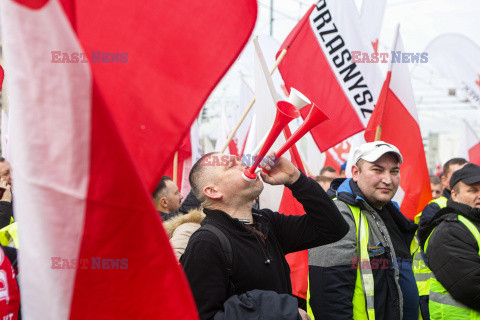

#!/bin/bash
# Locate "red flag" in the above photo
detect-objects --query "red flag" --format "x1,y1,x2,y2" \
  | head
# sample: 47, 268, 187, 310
282, 187, 308, 299
4, 0, 256, 319
278, 1, 382, 152
364, 31, 431, 220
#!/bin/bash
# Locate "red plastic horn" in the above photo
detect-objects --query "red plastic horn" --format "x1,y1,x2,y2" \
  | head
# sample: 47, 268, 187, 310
242, 101, 300, 181
275, 103, 329, 158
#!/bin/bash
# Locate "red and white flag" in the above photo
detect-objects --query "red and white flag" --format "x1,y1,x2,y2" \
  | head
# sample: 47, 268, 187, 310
460, 120, 480, 165
426, 34, 480, 109
360, 0, 386, 53
365, 29, 431, 220
278, 0, 382, 152
1, 0, 256, 319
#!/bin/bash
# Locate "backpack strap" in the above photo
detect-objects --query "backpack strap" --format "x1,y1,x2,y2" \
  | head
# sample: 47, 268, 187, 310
202, 224, 236, 296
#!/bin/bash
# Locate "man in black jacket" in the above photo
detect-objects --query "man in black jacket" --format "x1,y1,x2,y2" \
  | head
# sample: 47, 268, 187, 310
418, 163, 480, 315
418, 158, 467, 227
180, 153, 349, 320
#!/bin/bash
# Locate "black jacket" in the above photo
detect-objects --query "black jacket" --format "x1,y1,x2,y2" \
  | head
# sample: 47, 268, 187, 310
159, 190, 201, 221
418, 200, 480, 311
213, 290, 301, 320
180, 172, 349, 320
418, 188, 450, 227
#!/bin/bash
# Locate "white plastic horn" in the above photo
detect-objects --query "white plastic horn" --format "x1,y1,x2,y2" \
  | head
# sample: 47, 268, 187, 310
288, 88, 311, 109
252, 89, 311, 156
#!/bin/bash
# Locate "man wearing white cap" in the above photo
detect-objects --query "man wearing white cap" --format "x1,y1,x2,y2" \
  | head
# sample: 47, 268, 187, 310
307, 141, 419, 320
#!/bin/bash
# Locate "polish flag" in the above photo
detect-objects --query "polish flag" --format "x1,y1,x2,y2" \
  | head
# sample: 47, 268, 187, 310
1, 0, 256, 319
460, 120, 480, 165
278, 1, 383, 152
360, 0, 386, 53
364, 29, 431, 220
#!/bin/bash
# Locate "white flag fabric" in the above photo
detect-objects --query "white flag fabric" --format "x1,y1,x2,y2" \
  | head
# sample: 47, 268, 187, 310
1, 109, 9, 160
426, 34, 480, 108
459, 120, 480, 165
360, 0, 386, 52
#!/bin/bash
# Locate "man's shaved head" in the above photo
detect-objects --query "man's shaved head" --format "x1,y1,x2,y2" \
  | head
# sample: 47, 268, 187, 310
189, 152, 263, 209
189, 152, 216, 205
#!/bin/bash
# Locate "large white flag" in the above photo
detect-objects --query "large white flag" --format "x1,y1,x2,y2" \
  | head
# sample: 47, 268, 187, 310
426, 34, 480, 108
360, 0, 386, 52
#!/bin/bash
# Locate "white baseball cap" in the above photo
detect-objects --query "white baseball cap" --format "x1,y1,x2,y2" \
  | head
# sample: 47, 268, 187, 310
352, 141, 403, 165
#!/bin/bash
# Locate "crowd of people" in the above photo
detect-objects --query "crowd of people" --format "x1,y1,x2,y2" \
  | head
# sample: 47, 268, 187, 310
157, 141, 480, 320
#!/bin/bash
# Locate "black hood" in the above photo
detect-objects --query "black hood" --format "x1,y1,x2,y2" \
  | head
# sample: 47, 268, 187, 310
326, 178, 347, 199
442, 188, 451, 199
417, 199, 480, 247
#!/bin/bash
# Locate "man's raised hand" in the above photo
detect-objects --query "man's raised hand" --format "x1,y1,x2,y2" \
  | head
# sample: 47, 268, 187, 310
259, 153, 300, 186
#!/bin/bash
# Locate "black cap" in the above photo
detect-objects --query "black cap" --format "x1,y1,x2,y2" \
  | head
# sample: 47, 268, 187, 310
450, 163, 480, 189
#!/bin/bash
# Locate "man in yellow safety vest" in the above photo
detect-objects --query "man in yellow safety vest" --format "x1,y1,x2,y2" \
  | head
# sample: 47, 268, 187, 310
307, 141, 419, 320
418, 163, 480, 319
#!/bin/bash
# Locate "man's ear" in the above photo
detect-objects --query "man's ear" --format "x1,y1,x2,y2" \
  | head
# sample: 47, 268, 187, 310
159, 197, 168, 208
441, 174, 449, 189
451, 188, 458, 202
203, 185, 222, 200
352, 165, 360, 182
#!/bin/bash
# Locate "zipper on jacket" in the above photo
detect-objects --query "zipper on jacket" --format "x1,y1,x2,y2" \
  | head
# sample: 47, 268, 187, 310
252, 232, 271, 265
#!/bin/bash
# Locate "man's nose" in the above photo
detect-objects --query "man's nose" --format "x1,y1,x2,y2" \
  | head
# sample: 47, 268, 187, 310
381, 173, 393, 185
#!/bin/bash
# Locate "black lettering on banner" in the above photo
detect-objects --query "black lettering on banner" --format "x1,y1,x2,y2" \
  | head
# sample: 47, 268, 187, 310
333, 49, 351, 68
310, 0, 375, 120
319, 23, 338, 42
348, 76, 368, 91
360, 108, 373, 118
325, 34, 344, 55
339, 63, 360, 83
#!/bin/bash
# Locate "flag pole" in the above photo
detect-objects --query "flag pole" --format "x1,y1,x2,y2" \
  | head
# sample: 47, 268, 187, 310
301, 158, 312, 176
220, 48, 288, 153
173, 151, 178, 184
374, 126, 382, 141
375, 24, 400, 142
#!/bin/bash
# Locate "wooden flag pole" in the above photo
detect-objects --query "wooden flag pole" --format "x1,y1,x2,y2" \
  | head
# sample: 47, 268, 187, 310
374, 126, 382, 141
220, 48, 288, 153
301, 158, 312, 176
173, 151, 178, 184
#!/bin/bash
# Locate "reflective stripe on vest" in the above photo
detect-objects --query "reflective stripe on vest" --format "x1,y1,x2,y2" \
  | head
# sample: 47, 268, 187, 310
415, 196, 448, 224
412, 234, 431, 297
306, 202, 375, 320
412, 196, 447, 298
425, 215, 480, 320
350, 204, 375, 320
0, 222, 18, 248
